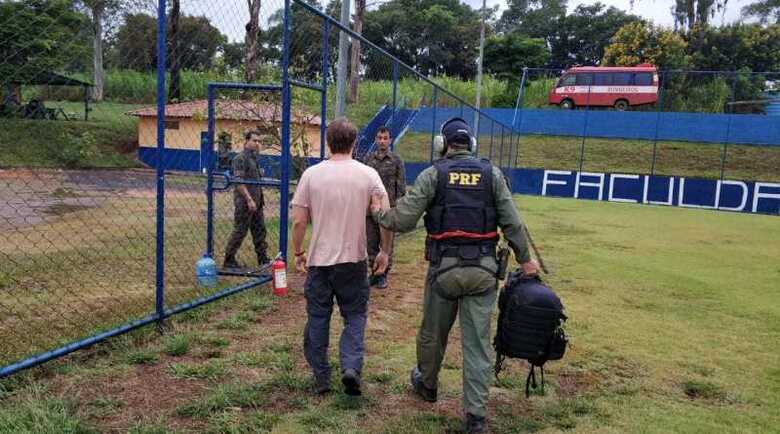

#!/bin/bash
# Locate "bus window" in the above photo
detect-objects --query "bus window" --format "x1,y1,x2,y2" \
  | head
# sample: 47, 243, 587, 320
576, 73, 593, 86
634, 73, 653, 85
613, 73, 631, 85
559, 75, 576, 86
594, 73, 612, 85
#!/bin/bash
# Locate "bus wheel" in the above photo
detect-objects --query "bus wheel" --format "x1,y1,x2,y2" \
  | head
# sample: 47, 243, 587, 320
560, 99, 575, 110
614, 100, 629, 111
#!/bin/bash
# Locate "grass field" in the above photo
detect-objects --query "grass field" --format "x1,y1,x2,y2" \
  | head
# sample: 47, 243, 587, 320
0, 102, 142, 169
1, 195, 778, 433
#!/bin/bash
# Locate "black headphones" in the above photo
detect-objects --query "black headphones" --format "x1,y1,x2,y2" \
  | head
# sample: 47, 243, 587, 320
434, 117, 477, 156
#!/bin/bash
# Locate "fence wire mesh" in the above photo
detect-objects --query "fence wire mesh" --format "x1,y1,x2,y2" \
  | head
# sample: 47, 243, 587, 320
2, 0, 778, 376
513, 68, 780, 182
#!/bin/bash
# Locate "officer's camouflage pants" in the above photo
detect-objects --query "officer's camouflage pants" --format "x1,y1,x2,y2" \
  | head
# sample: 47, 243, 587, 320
366, 216, 393, 274
224, 200, 268, 265
416, 255, 498, 418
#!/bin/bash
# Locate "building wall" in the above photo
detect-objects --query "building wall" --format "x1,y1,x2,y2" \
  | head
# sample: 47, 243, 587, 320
136, 117, 323, 157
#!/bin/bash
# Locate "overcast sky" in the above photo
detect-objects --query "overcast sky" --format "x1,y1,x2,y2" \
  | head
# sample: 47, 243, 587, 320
183, 0, 753, 43
463, 0, 750, 27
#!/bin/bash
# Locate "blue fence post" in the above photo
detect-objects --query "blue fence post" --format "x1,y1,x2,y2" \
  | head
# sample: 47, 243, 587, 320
206, 85, 216, 257
578, 83, 592, 173
651, 70, 667, 176
430, 87, 437, 163
392, 61, 399, 135
720, 72, 738, 181
279, 0, 292, 260
155, 0, 168, 326
511, 67, 528, 130
320, 20, 330, 160
489, 120, 494, 161
459, 102, 464, 118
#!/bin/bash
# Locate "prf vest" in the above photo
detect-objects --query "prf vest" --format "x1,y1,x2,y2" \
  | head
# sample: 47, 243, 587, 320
423, 157, 498, 244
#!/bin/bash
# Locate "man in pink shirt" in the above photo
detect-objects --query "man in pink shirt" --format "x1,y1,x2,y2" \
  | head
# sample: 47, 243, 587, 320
291, 118, 393, 396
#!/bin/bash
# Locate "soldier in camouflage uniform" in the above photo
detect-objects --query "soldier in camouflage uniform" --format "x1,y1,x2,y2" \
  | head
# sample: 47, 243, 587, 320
363, 127, 406, 289
371, 118, 539, 434
224, 130, 270, 269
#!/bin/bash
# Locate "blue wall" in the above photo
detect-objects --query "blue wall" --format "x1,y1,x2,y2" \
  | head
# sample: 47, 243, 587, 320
410, 108, 780, 147
139, 148, 779, 216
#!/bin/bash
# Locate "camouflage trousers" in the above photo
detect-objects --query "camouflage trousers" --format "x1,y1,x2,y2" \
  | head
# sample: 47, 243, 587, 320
366, 216, 394, 275
417, 254, 499, 418
224, 199, 269, 265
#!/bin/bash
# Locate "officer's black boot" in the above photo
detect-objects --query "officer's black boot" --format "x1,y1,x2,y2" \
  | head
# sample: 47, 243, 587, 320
410, 366, 437, 402
465, 413, 487, 434
223, 256, 244, 269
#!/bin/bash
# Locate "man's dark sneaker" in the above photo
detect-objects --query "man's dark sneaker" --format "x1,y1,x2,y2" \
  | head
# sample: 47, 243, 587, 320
410, 366, 437, 402
314, 376, 331, 395
374, 274, 388, 289
465, 413, 488, 434
223, 259, 245, 269
341, 369, 362, 396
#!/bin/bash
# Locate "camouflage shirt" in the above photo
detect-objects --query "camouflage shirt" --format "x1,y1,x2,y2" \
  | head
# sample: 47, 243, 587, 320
364, 150, 406, 206
231, 149, 264, 203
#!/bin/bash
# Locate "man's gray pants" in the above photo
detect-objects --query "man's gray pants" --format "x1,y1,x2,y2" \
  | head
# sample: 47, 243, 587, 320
303, 261, 370, 381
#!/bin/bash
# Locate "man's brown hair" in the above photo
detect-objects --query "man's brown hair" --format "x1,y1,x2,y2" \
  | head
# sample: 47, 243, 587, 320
326, 118, 357, 155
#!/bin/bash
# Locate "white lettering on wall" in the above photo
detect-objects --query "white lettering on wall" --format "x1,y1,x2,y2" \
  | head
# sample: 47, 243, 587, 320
752, 182, 780, 213
575, 172, 605, 199
717, 180, 748, 212
643, 176, 674, 205
608, 174, 640, 203
542, 170, 572, 196
678, 178, 716, 209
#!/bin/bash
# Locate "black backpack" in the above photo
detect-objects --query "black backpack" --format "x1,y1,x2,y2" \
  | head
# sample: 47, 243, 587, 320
493, 270, 568, 397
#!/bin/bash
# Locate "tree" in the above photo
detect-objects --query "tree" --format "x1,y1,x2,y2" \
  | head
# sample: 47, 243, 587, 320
691, 24, 780, 71
348, 0, 366, 103
742, 0, 780, 23
0, 0, 89, 103
362, 0, 483, 79
672, 0, 728, 31
115, 13, 157, 71
245, 0, 262, 83
602, 21, 690, 70
483, 33, 549, 80
564, 4, 641, 66
114, 13, 225, 73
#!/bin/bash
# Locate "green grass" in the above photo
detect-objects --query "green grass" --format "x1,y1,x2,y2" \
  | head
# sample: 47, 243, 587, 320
0, 101, 142, 168
163, 335, 190, 357
2, 193, 780, 432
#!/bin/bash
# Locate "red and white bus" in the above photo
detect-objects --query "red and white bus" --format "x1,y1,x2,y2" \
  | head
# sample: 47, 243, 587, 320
548, 64, 659, 110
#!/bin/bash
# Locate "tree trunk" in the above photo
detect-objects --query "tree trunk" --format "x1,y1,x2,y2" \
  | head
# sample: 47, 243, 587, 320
167, 0, 182, 102
245, 0, 262, 84
92, 2, 105, 102
347, 0, 365, 104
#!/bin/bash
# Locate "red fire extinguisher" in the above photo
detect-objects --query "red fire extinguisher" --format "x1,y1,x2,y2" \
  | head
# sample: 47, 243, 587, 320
272, 256, 288, 296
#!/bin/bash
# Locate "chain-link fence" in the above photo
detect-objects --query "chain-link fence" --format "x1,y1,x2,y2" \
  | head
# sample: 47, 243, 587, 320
1, 0, 519, 377
510, 68, 780, 183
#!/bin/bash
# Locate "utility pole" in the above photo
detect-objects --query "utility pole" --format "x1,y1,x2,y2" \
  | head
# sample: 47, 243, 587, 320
474, 0, 487, 135
336, 0, 351, 117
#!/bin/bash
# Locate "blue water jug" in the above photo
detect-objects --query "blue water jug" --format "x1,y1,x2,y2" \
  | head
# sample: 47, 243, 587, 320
196, 255, 218, 288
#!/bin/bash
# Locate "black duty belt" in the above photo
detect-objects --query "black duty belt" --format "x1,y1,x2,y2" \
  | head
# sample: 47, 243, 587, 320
439, 244, 496, 258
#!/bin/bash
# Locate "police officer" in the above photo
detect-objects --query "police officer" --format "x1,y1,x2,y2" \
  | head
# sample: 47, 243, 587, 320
371, 118, 539, 434
224, 130, 270, 269
364, 126, 406, 288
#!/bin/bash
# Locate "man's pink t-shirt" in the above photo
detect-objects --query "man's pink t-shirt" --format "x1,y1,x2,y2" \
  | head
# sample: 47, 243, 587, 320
291, 158, 387, 267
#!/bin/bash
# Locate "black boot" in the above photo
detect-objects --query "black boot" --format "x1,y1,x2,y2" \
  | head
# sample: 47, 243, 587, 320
341, 369, 362, 396
465, 413, 487, 434
410, 366, 437, 402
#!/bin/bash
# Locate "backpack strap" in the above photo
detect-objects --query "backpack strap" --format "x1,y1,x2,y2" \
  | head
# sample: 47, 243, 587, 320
524, 364, 546, 398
